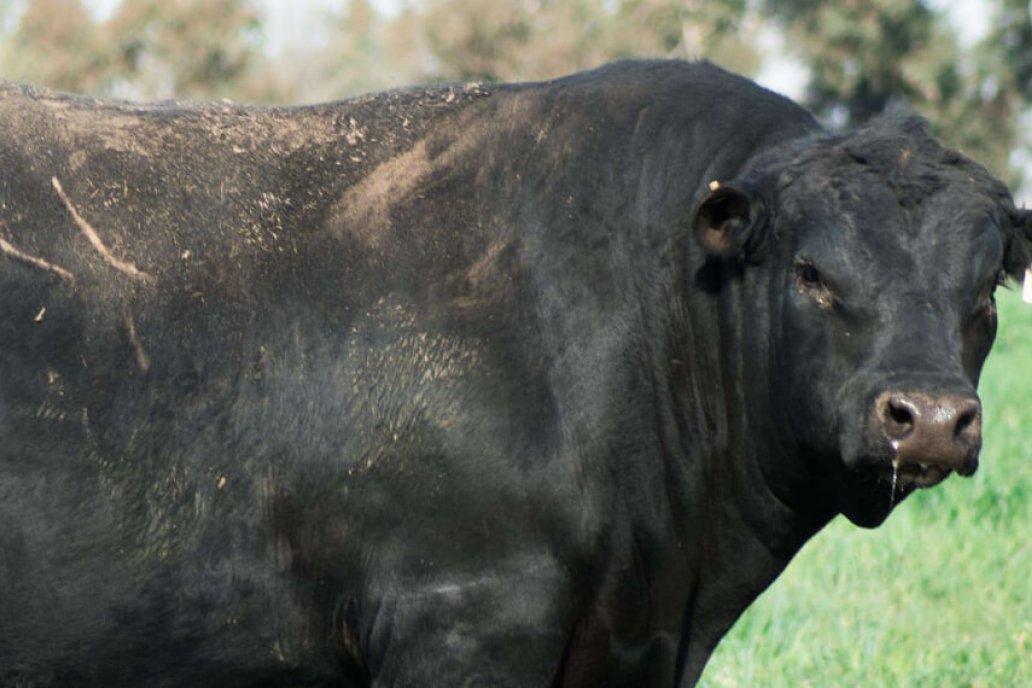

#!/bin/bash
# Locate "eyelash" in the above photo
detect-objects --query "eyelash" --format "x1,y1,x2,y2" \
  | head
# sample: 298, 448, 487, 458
979, 271, 1006, 313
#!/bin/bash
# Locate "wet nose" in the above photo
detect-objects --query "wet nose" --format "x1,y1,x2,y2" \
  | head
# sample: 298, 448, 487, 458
875, 390, 982, 476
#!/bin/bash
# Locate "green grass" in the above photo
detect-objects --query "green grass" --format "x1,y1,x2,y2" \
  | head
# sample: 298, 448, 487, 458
698, 288, 1032, 687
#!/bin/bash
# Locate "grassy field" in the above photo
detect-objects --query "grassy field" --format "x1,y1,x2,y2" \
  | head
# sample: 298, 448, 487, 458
698, 288, 1032, 687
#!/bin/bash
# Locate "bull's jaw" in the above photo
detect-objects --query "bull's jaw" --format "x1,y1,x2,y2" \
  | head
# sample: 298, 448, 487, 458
838, 444, 979, 528
838, 447, 981, 528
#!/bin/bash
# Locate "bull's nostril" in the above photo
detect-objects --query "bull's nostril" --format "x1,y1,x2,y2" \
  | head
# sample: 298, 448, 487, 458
953, 403, 981, 445
884, 398, 915, 438
888, 403, 912, 427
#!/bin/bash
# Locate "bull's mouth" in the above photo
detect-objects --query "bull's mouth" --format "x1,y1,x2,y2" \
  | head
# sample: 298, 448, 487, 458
842, 445, 979, 527
877, 460, 951, 492
839, 458, 953, 527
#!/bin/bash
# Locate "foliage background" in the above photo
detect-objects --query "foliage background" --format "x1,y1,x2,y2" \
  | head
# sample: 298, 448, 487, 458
0, 1, 1029, 684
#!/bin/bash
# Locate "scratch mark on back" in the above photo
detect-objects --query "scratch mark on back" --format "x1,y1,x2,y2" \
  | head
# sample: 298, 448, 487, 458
0, 229, 76, 284
52, 175, 154, 284
124, 312, 151, 373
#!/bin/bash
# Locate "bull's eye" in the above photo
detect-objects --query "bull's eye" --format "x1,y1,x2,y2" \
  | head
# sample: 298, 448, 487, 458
794, 257, 834, 308
797, 261, 820, 286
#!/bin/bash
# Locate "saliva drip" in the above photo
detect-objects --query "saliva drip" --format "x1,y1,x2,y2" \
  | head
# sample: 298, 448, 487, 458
890, 440, 900, 504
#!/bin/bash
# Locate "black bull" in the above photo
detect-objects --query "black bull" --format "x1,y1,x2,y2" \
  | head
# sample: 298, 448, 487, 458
0, 60, 1029, 686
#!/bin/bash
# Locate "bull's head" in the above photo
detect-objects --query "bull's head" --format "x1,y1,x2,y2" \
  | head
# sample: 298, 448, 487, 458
694, 115, 1032, 527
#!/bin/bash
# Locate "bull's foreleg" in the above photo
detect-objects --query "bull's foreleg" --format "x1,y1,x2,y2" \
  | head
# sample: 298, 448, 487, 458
362, 557, 573, 687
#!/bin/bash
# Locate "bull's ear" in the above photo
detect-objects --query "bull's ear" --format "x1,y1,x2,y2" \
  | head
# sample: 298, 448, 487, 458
1004, 207, 1032, 280
693, 183, 768, 258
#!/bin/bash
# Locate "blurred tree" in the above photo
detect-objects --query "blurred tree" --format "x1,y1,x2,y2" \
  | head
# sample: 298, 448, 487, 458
761, 0, 1031, 185
274, 0, 425, 104
0, 0, 267, 100
761, 0, 938, 124
1, 0, 114, 93
378, 0, 762, 84
975, 0, 1032, 190
629, 0, 762, 72
414, 0, 608, 82
972, 0, 1031, 106
105, 0, 264, 100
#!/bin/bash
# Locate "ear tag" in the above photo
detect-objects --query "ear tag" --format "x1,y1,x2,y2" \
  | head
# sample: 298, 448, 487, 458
708, 180, 721, 191
1023, 267, 1032, 304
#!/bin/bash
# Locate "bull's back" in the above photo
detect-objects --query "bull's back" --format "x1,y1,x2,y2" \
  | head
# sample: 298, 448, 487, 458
0, 78, 569, 682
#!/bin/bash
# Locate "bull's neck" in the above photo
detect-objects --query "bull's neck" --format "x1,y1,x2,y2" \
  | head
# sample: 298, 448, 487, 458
673, 266, 828, 550
657, 268, 833, 685
715, 269, 833, 543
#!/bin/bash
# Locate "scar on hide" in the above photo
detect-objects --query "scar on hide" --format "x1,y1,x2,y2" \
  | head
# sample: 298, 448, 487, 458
124, 312, 151, 373
52, 176, 154, 284
333, 137, 438, 248
0, 233, 76, 284
332, 105, 505, 247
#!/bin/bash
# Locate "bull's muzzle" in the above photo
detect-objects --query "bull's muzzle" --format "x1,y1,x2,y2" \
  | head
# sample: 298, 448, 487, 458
874, 390, 982, 485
